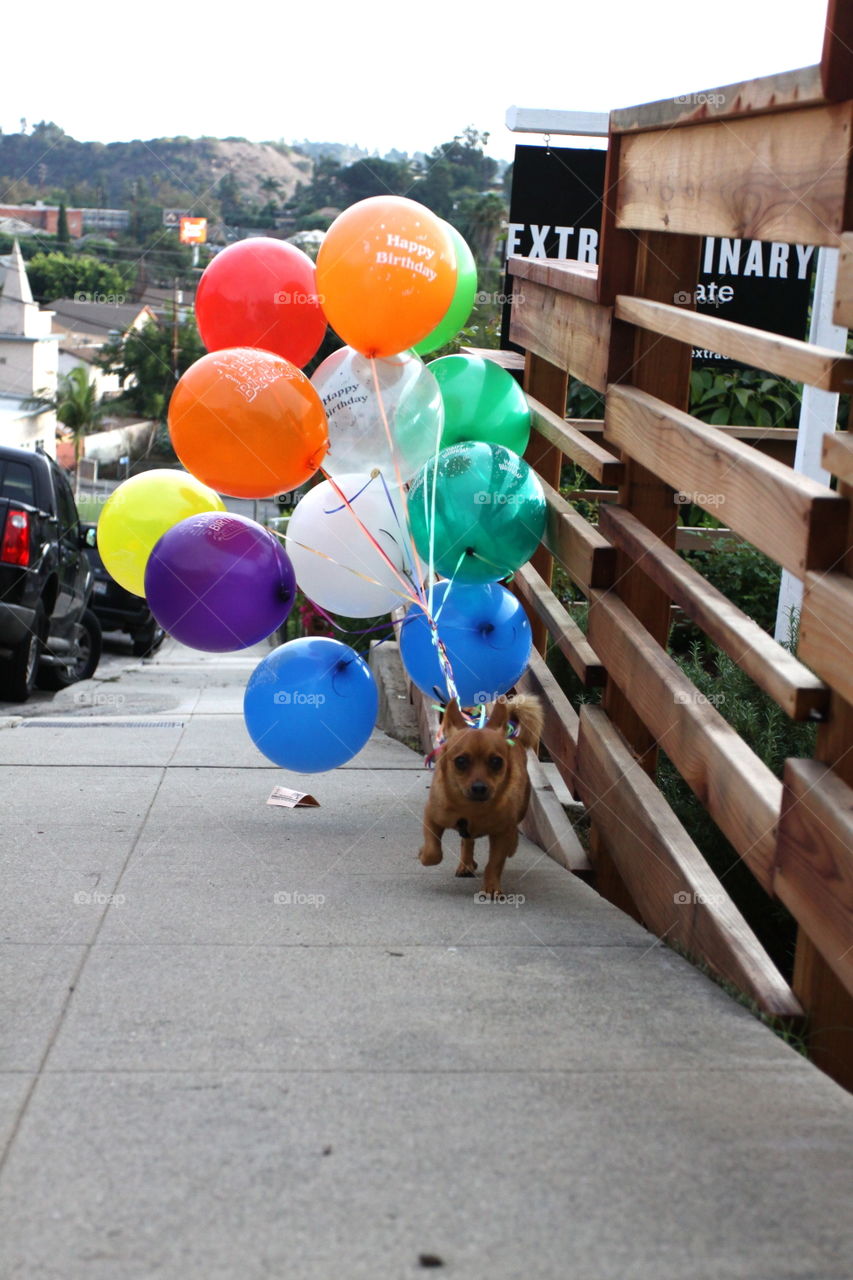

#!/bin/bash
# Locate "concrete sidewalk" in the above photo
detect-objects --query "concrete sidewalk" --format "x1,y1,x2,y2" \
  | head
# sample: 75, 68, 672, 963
1, 640, 852, 1280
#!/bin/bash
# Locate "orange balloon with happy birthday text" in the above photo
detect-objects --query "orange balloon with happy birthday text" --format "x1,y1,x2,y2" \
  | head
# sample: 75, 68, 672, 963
168, 348, 329, 499
316, 196, 457, 358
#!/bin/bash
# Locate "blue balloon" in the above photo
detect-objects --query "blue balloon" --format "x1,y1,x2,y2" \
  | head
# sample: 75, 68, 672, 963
400, 581, 532, 707
243, 637, 378, 772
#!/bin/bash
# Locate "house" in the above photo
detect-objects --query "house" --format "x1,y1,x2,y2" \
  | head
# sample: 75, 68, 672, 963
0, 241, 58, 453
49, 297, 158, 399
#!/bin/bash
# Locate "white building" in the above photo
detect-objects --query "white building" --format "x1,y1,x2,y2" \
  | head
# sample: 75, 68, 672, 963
0, 241, 59, 454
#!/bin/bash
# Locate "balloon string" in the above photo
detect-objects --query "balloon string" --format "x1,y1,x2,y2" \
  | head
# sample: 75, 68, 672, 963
270, 528, 422, 604
319, 468, 422, 609
304, 599, 405, 640
369, 356, 429, 609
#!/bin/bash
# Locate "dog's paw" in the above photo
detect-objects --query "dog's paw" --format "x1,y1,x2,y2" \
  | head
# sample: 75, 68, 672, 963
455, 860, 478, 877
419, 847, 443, 866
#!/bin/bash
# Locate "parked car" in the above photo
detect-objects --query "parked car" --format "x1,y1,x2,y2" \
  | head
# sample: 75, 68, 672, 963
81, 524, 165, 658
0, 446, 102, 702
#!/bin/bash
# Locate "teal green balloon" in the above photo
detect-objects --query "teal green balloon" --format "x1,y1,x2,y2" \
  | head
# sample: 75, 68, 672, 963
407, 442, 546, 584
413, 225, 477, 355
429, 354, 531, 454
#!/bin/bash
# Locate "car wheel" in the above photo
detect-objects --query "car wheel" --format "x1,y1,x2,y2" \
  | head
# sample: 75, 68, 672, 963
37, 609, 102, 691
0, 603, 47, 703
132, 618, 165, 658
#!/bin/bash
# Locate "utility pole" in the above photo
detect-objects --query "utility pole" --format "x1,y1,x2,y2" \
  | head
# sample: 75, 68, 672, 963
171, 277, 181, 381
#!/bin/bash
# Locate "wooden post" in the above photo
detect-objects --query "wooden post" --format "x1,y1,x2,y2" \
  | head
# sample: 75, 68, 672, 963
521, 351, 568, 656
602, 230, 701, 773
792, 465, 853, 1091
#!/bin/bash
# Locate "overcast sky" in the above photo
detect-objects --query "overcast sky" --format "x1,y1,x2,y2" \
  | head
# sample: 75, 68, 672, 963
4, 0, 827, 163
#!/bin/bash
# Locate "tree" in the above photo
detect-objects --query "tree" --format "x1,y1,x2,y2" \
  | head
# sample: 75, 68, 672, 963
56, 201, 70, 245
97, 316, 205, 421
25, 252, 130, 303
55, 367, 104, 463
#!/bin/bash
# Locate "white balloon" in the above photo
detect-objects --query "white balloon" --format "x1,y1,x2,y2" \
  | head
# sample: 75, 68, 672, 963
285, 474, 414, 618
311, 346, 443, 480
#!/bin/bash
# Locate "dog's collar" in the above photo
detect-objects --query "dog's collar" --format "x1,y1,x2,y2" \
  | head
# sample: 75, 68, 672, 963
424, 714, 520, 769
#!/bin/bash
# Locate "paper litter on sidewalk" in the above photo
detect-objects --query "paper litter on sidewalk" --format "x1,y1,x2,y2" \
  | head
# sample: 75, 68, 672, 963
266, 786, 320, 809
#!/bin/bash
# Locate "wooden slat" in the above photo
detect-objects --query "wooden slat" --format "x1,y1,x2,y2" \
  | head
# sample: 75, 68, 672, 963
507, 255, 600, 302
835, 234, 853, 328
599, 505, 829, 721
513, 561, 606, 687
539, 475, 616, 591
587, 588, 782, 893
604, 384, 849, 577
615, 295, 853, 394
509, 278, 611, 391
578, 706, 800, 1016
610, 65, 825, 133
799, 571, 853, 707
776, 759, 853, 998
616, 103, 853, 247
675, 527, 740, 552
527, 396, 624, 485
822, 430, 853, 484
460, 346, 525, 372
516, 647, 580, 798
822, 0, 853, 100
580, 420, 798, 467
520, 752, 592, 876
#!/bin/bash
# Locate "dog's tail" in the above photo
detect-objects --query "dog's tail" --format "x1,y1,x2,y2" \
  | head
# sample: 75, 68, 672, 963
507, 694, 544, 752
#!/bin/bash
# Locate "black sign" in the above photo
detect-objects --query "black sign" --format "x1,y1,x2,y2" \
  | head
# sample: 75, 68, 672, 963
501, 144, 813, 372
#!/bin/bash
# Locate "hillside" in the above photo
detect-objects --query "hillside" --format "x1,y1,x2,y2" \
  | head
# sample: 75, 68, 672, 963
0, 123, 313, 210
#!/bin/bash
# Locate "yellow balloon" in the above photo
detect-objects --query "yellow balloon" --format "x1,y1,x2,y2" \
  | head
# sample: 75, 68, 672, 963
97, 471, 225, 597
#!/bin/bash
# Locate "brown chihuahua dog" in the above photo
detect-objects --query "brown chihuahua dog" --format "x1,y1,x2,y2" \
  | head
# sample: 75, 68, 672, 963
419, 695, 544, 897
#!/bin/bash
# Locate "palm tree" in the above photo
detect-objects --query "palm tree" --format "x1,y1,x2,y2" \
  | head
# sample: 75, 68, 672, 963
54, 367, 104, 465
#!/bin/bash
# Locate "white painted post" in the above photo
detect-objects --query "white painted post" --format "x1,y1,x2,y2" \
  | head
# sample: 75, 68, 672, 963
774, 247, 848, 644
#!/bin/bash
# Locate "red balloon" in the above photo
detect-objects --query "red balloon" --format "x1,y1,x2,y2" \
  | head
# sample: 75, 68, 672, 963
195, 238, 326, 368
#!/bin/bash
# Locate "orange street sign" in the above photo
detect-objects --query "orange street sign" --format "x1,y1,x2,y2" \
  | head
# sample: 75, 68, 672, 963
180, 217, 207, 245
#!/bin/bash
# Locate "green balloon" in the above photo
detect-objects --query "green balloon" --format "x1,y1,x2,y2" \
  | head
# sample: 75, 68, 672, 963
407, 442, 546, 584
413, 225, 477, 355
429, 354, 531, 454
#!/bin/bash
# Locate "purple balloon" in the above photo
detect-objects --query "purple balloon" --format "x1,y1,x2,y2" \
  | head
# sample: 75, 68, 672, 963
144, 512, 295, 652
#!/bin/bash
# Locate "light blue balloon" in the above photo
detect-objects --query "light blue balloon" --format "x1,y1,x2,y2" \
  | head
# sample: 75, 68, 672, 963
243, 637, 378, 772
400, 581, 532, 707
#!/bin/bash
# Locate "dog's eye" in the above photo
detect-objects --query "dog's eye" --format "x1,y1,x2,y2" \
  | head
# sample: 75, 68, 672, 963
488, 755, 504, 771
453, 755, 470, 771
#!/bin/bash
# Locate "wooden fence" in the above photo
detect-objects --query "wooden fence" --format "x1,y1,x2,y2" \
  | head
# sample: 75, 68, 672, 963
409, 5, 853, 1090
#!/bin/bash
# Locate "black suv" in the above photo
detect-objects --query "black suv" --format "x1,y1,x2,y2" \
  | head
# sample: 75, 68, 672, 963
81, 524, 165, 658
0, 446, 101, 701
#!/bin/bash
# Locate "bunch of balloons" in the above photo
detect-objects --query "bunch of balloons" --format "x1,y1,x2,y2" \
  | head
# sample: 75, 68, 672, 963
96, 195, 546, 773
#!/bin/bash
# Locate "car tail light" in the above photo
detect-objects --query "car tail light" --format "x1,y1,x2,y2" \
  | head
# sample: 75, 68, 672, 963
1, 509, 30, 567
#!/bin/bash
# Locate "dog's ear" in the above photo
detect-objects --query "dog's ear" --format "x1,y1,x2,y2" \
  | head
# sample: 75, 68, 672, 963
485, 699, 509, 732
443, 699, 467, 737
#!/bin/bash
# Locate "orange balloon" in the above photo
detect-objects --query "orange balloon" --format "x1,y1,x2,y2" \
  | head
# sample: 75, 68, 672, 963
316, 196, 457, 358
168, 348, 329, 499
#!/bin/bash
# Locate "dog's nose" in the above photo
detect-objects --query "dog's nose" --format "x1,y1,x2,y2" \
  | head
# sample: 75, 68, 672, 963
468, 781, 490, 802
